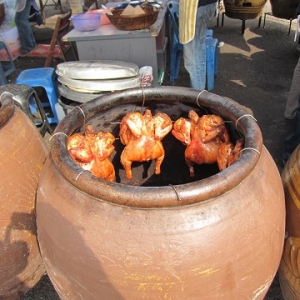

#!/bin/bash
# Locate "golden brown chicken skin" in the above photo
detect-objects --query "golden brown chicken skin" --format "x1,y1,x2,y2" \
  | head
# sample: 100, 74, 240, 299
119, 109, 172, 180
172, 110, 243, 177
67, 125, 116, 182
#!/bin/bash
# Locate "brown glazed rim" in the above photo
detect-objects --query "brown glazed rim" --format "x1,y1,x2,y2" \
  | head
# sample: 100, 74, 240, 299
0, 93, 15, 129
51, 86, 263, 208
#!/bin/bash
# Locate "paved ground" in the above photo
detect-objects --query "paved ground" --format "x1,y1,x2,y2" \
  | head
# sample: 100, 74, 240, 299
5, 0, 298, 298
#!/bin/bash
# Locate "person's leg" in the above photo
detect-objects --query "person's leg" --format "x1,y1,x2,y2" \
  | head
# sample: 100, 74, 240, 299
15, 0, 37, 53
284, 57, 300, 119
282, 95, 300, 164
183, 2, 216, 90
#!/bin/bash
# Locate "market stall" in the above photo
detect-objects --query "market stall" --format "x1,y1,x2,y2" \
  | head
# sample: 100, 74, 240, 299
61, 1, 167, 86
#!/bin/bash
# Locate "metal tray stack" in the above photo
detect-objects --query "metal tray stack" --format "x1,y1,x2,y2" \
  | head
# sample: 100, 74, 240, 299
56, 60, 141, 114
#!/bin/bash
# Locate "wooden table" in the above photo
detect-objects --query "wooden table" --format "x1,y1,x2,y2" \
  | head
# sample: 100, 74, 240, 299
61, 2, 167, 86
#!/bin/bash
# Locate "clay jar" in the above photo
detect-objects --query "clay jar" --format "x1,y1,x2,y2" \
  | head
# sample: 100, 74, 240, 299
269, 0, 299, 20
279, 144, 300, 299
36, 86, 285, 299
0, 94, 47, 299
223, 0, 267, 20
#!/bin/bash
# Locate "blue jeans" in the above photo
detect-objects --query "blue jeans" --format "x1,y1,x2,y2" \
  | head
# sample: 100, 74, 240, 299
282, 95, 300, 165
183, 2, 216, 90
15, 0, 37, 53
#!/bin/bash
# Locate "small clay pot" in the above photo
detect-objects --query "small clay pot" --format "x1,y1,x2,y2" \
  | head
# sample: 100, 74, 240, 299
37, 86, 285, 299
0, 93, 48, 299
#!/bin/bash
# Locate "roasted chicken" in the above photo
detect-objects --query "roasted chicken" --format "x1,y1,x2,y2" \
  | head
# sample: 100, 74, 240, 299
119, 109, 173, 179
172, 110, 243, 177
67, 125, 116, 181
217, 138, 244, 171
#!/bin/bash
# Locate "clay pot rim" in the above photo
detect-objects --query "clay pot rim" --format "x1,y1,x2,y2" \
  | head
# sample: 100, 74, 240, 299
51, 86, 263, 208
0, 94, 15, 129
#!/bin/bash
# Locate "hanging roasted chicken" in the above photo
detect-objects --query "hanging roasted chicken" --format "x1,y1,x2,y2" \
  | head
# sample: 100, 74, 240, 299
119, 109, 173, 179
217, 138, 244, 171
172, 110, 244, 177
67, 125, 116, 181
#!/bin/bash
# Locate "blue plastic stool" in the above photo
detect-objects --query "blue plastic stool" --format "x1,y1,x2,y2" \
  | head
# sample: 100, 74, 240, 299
167, 1, 219, 90
16, 67, 59, 124
0, 41, 17, 86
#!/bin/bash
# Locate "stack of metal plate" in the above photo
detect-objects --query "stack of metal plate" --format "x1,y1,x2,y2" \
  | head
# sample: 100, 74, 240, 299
56, 60, 141, 112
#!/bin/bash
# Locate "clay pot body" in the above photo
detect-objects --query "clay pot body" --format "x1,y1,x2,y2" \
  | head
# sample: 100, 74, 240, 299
279, 144, 300, 299
37, 87, 285, 299
0, 94, 47, 299
224, 0, 267, 20
270, 0, 299, 19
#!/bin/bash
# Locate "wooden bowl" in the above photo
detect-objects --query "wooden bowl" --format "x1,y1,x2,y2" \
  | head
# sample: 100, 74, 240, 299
107, 5, 159, 31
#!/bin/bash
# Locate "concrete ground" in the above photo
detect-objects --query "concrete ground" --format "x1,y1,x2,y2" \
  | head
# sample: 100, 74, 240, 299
5, 0, 297, 298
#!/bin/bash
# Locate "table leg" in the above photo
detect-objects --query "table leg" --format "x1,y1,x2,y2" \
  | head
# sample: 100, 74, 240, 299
39, 0, 43, 11
39, 0, 64, 15
53, 0, 64, 13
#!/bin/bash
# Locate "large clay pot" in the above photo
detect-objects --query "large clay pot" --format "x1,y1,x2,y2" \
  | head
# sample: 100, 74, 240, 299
0, 93, 47, 299
36, 86, 285, 299
270, 0, 299, 20
279, 144, 300, 299
224, 0, 267, 20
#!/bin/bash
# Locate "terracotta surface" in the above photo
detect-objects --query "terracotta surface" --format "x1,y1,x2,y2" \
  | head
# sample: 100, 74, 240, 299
0, 94, 48, 299
279, 145, 300, 299
36, 86, 286, 299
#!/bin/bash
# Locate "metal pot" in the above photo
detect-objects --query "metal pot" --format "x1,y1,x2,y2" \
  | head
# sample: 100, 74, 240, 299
37, 86, 285, 299
0, 93, 47, 299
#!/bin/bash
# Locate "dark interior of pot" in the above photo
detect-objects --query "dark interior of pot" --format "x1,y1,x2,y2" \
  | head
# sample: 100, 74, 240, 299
70, 100, 244, 186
